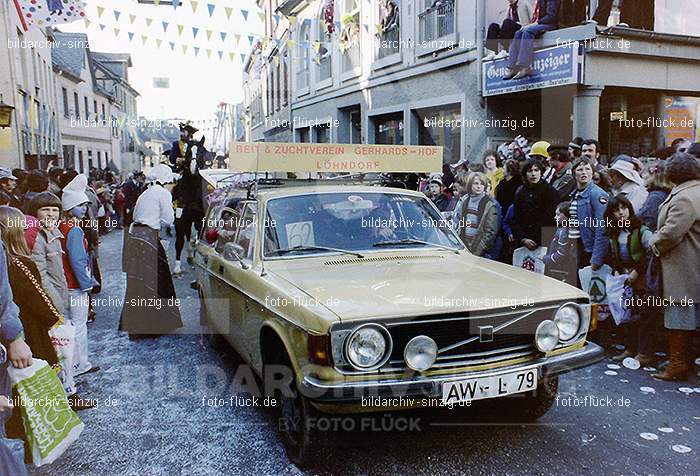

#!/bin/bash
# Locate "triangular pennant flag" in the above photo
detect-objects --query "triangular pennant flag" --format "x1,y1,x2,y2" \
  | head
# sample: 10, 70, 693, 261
206, 30, 213, 41
363, 22, 369, 32
114, 28, 120, 37
192, 27, 199, 38
129, 14, 136, 25
146, 17, 153, 27
128, 32, 134, 42
288, 16, 297, 26
241, 10, 249, 21
312, 41, 320, 52
182, 45, 188, 54
274, 14, 280, 24
207, 4, 215, 17
154, 0, 160, 5
156, 38, 163, 48
220, 32, 226, 42
240, 53, 246, 62
99, 24, 106, 31
190, 0, 199, 13
97, 6, 105, 18
225, 6, 233, 20
248, 35, 253, 45
228, 52, 234, 61
233, 33, 241, 45
113, 10, 121, 22
195, 47, 200, 56
169, 42, 175, 51
218, 51, 223, 60
84, 19, 91, 29
141, 35, 148, 45
206, 49, 212, 59
258, 11, 265, 22
177, 25, 184, 36
172, 0, 181, 8
162, 21, 169, 32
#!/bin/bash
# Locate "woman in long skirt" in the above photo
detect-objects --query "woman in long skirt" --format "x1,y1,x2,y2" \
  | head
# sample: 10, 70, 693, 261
119, 165, 182, 338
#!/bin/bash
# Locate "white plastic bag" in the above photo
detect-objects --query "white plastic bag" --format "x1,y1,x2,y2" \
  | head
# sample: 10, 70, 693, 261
8, 359, 84, 466
578, 265, 613, 304
49, 324, 76, 395
512, 246, 547, 274
606, 273, 636, 325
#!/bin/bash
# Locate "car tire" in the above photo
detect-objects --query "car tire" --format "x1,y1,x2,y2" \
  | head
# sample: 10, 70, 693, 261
199, 293, 227, 351
265, 350, 320, 467
515, 376, 559, 422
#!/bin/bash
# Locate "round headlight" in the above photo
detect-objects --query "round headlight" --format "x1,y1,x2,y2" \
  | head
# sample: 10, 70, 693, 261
345, 325, 390, 370
554, 304, 581, 341
535, 320, 559, 352
404, 335, 438, 372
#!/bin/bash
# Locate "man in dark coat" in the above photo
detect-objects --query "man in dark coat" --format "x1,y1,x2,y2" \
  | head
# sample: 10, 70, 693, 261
169, 122, 199, 170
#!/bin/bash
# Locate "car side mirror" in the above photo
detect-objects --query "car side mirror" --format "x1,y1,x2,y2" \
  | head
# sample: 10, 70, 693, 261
223, 242, 250, 269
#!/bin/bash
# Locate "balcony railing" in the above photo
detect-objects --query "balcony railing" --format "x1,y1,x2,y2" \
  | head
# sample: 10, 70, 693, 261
418, 0, 455, 43
377, 26, 400, 59
342, 42, 361, 72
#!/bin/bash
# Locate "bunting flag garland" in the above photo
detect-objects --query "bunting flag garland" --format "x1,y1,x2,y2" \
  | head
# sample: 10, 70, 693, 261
206, 30, 213, 41
248, 35, 253, 45
141, 35, 148, 45
128, 31, 134, 42
154, 0, 160, 5
97, 6, 105, 18
156, 38, 163, 48
84, 19, 91, 28
206, 49, 212, 59
241, 10, 249, 21
99, 23, 106, 31
207, 3, 215, 17
113, 10, 121, 22
217, 51, 223, 60
190, 0, 199, 13
258, 11, 265, 22
220, 32, 227, 42
195, 47, 200, 56
234, 33, 241, 45
129, 14, 136, 25
225, 6, 233, 20
182, 45, 188, 54
177, 24, 184, 36
240, 53, 246, 63
145, 17, 152, 27
162, 21, 169, 32
172, 0, 181, 8
229, 52, 235, 62
169, 42, 175, 51
193, 27, 199, 38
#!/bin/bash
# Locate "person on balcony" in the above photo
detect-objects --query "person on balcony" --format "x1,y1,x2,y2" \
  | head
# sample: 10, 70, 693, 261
504, 0, 561, 80
590, 0, 654, 30
484, 0, 535, 61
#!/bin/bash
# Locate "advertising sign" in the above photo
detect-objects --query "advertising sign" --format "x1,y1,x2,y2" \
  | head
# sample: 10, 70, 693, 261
663, 96, 698, 145
483, 41, 583, 97
228, 142, 443, 173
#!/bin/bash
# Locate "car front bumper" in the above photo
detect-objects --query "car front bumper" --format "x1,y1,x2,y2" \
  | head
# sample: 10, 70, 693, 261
301, 341, 604, 404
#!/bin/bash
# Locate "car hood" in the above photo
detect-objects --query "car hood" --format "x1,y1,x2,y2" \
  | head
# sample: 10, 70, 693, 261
264, 251, 588, 321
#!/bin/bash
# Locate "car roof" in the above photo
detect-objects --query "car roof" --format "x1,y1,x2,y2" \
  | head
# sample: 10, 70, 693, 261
256, 184, 425, 200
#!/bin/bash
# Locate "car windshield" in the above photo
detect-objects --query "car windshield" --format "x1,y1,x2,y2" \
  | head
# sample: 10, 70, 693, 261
263, 191, 463, 257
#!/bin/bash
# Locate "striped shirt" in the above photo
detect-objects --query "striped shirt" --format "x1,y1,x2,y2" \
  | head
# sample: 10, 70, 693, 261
568, 191, 581, 239
463, 194, 485, 241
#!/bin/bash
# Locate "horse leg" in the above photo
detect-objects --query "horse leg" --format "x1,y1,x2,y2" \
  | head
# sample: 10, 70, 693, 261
174, 218, 185, 276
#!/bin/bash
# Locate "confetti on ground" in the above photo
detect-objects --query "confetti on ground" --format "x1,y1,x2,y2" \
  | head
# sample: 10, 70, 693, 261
640, 433, 658, 440
620, 379, 630, 383
614, 344, 625, 350
682, 427, 690, 431
656, 352, 667, 357
678, 387, 694, 394
607, 364, 621, 370
695, 358, 700, 366
693, 388, 700, 393
623, 358, 641, 370
640, 387, 656, 394
604, 370, 618, 376
658, 427, 673, 433
643, 367, 656, 372
671, 445, 691, 454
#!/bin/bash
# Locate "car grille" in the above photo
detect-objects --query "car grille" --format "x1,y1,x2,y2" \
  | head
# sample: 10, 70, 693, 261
383, 306, 558, 370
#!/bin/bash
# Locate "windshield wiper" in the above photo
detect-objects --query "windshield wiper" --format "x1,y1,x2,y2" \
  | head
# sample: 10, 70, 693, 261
372, 239, 460, 254
267, 245, 365, 258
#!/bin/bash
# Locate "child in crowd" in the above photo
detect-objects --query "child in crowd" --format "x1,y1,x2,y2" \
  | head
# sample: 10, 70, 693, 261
543, 201, 577, 285
58, 175, 99, 377
454, 172, 499, 257
604, 195, 654, 365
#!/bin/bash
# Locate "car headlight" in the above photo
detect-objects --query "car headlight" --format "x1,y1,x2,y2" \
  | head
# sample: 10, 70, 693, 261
535, 320, 559, 352
344, 324, 391, 370
404, 335, 438, 372
554, 304, 581, 341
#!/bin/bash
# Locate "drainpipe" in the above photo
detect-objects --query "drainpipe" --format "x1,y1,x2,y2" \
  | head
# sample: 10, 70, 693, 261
475, 0, 486, 108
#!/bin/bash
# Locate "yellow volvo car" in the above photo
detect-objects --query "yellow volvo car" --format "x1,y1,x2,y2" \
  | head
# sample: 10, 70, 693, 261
195, 179, 603, 464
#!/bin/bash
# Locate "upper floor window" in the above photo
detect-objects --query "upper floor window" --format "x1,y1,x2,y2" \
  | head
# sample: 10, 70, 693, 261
297, 22, 310, 90
418, 0, 455, 44
339, 0, 361, 73
316, 3, 333, 83
377, 0, 400, 59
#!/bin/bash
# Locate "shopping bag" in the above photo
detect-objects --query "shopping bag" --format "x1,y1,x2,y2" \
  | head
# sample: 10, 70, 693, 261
7, 359, 84, 466
579, 265, 613, 321
605, 274, 636, 325
49, 324, 76, 395
512, 246, 547, 274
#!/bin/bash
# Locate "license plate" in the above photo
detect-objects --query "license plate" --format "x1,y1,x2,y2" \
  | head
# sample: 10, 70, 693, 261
442, 367, 538, 405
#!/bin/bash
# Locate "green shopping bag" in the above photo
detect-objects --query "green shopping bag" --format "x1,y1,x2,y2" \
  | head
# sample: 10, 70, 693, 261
8, 359, 84, 466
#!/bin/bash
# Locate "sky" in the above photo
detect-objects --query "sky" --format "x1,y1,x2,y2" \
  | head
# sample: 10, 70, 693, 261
60, 0, 264, 124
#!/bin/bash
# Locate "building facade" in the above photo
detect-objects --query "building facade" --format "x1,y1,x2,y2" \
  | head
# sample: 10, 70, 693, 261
0, 0, 61, 169
244, 0, 700, 164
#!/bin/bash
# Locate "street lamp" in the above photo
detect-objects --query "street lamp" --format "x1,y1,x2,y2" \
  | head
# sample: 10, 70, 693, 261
0, 94, 15, 128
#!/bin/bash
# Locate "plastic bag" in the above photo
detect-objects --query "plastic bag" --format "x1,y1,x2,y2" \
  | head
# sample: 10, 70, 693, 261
49, 324, 76, 396
606, 274, 636, 325
7, 359, 84, 466
512, 246, 547, 274
578, 265, 613, 304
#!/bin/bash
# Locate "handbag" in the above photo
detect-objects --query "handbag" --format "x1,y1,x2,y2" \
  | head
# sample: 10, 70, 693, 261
606, 273, 638, 325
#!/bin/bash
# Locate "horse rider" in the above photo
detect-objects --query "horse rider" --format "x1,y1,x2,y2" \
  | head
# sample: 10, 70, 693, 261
169, 122, 198, 171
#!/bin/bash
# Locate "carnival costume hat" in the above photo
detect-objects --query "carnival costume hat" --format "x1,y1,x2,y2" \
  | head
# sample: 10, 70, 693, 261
61, 174, 90, 211
529, 141, 551, 159
178, 122, 199, 135
609, 158, 645, 186
0, 168, 18, 181
147, 164, 179, 184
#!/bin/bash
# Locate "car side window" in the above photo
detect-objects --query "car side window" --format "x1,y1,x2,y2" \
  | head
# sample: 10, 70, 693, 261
234, 202, 257, 261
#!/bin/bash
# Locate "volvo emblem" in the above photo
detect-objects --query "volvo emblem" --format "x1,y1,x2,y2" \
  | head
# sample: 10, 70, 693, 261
479, 325, 494, 343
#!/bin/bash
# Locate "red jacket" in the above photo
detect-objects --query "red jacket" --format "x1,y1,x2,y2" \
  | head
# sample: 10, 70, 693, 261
58, 220, 91, 290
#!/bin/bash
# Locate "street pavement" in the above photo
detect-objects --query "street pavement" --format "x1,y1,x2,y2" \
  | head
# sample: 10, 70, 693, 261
29, 229, 699, 476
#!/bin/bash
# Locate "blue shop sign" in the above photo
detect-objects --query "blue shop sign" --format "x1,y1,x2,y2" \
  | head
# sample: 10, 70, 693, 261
483, 41, 583, 97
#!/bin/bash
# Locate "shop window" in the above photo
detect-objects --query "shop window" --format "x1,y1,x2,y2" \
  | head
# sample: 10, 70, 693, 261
315, 124, 330, 143
414, 104, 460, 165
298, 128, 310, 143
418, 0, 455, 44
350, 109, 362, 144
377, 0, 400, 59
373, 112, 403, 145
340, 0, 361, 73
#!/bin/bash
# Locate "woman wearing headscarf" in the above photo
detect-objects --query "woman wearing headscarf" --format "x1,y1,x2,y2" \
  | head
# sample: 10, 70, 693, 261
120, 165, 182, 339
649, 153, 700, 381
608, 157, 649, 213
